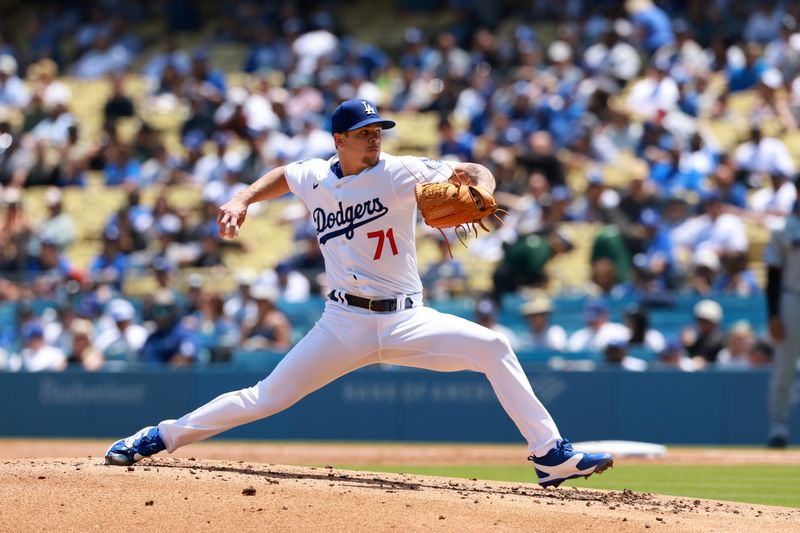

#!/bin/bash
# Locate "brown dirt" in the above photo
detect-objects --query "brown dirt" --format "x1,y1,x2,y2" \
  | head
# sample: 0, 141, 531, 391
1, 441, 799, 532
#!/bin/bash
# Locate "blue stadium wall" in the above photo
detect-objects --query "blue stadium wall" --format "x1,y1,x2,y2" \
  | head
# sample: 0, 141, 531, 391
2, 367, 798, 445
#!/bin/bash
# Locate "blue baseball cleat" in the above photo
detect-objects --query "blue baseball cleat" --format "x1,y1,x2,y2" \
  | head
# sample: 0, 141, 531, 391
529, 439, 613, 488
104, 426, 166, 466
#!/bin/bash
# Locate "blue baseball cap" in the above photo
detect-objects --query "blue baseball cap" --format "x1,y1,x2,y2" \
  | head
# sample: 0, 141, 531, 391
22, 322, 44, 341
583, 299, 609, 322
331, 99, 395, 134
662, 338, 683, 354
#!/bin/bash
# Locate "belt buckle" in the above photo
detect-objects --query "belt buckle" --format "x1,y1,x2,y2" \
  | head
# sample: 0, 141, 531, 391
368, 299, 376, 312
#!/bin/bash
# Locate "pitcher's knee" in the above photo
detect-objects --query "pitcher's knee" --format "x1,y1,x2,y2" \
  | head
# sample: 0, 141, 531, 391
486, 330, 514, 354
475, 331, 517, 367
252, 381, 303, 417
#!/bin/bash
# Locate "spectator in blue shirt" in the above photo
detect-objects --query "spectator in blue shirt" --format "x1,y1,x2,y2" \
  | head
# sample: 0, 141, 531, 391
183, 291, 239, 363
398, 27, 426, 70
143, 35, 191, 79
438, 119, 473, 161
727, 42, 767, 92
649, 147, 704, 198
140, 289, 197, 366
627, 0, 675, 55
712, 161, 748, 209
713, 252, 762, 297
636, 208, 674, 277
104, 143, 141, 186
89, 226, 129, 291
243, 25, 291, 74
25, 238, 75, 283
187, 50, 226, 104
421, 236, 468, 301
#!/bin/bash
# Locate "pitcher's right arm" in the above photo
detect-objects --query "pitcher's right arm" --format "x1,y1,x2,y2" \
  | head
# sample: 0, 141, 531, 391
217, 165, 290, 239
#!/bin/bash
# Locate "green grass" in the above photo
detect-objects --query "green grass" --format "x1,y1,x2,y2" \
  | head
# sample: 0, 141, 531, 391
338, 464, 800, 508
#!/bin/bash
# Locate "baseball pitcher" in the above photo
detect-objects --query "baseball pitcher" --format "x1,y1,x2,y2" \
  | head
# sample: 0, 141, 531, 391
105, 99, 613, 488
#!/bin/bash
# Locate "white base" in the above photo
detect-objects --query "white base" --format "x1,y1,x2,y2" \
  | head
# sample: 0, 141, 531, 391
571, 440, 667, 458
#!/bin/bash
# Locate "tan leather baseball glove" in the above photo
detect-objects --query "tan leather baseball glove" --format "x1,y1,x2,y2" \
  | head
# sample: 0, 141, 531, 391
415, 182, 498, 231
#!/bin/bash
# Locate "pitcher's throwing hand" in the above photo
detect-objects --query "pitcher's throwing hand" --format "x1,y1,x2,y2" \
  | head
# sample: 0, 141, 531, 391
217, 197, 248, 240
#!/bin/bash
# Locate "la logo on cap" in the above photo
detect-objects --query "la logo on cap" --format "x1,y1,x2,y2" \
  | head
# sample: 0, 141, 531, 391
361, 101, 376, 115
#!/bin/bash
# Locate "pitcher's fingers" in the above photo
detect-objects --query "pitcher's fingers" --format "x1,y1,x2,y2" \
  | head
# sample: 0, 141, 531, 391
218, 215, 230, 237
223, 221, 240, 240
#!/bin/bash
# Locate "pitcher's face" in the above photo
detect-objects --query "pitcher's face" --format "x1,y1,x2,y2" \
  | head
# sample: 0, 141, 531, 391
336, 124, 383, 167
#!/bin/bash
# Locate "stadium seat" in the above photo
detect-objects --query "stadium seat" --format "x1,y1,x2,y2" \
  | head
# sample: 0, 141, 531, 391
230, 349, 288, 370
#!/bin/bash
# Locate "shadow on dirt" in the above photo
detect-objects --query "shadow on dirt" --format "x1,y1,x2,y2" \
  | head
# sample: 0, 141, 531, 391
142, 458, 656, 507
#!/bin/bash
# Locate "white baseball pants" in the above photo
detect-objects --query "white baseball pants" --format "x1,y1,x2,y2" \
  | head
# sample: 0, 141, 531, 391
158, 301, 562, 456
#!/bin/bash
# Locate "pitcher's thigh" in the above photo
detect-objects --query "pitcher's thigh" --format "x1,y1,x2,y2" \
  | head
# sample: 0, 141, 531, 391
260, 316, 379, 398
381, 307, 512, 370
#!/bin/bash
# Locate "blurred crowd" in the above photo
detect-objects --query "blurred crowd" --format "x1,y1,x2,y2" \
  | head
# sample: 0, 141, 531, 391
0, 0, 798, 372
472, 293, 773, 373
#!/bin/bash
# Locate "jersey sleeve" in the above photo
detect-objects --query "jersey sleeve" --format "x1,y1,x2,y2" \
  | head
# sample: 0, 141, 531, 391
284, 159, 324, 199
392, 156, 456, 200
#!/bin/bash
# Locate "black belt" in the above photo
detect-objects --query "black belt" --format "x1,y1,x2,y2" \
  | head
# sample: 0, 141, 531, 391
328, 291, 413, 312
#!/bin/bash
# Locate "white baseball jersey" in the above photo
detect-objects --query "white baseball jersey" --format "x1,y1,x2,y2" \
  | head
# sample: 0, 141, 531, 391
284, 153, 452, 298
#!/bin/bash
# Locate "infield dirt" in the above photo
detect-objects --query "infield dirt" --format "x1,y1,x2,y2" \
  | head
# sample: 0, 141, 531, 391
1, 441, 798, 532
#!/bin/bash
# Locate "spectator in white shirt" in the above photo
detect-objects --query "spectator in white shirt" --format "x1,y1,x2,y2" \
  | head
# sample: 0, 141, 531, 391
72, 33, 133, 79
603, 338, 648, 371
0, 54, 30, 110
203, 161, 248, 208
567, 299, 630, 353
290, 15, 338, 77
679, 132, 717, 178
583, 21, 641, 84
191, 134, 226, 185
716, 320, 756, 370
29, 58, 72, 113
652, 19, 710, 82
626, 60, 680, 120
12, 322, 67, 372
223, 270, 259, 324
519, 294, 567, 352
623, 303, 666, 355
671, 193, 748, 257
31, 92, 75, 148
95, 299, 148, 364
259, 263, 311, 304
213, 86, 280, 135
746, 170, 797, 230
733, 126, 795, 188
689, 248, 721, 296
653, 338, 697, 371
763, 15, 800, 80
286, 115, 336, 161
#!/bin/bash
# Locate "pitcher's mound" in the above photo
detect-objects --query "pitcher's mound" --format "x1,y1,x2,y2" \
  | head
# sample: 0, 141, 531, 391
0, 458, 795, 532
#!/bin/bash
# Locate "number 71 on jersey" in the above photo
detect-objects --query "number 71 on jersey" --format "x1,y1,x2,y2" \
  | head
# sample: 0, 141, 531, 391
367, 228, 398, 260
